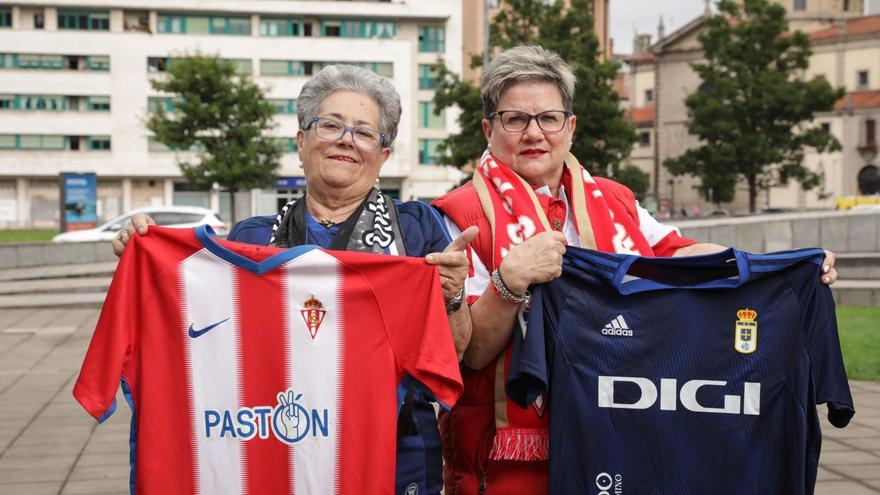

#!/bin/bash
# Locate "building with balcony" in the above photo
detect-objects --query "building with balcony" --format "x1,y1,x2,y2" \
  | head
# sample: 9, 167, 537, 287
0, 0, 463, 228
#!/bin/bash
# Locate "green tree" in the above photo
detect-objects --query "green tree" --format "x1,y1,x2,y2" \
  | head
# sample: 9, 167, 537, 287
664, 0, 843, 213
147, 55, 282, 222
433, 0, 636, 175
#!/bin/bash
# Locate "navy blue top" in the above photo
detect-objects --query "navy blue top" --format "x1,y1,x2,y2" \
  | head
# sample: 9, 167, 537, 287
227, 199, 451, 495
508, 246, 855, 495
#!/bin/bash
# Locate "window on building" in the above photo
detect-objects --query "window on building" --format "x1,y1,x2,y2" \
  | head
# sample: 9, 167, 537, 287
844, 0, 850, 10
1, 8, 12, 28
321, 20, 395, 39
157, 14, 250, 35
0, 95, 15, 109
273, 137, 298, 153
34, 13, 44, 29
58, 10, 110, 31
22, 95, 65, 111
866, 119, 877, 148
419, 64, 441, 90
644, 89, 654, 103
260, 60, 303, 76
147, 57, 169, 73
17, 54, 64, 70
88, 136, 112, 151
16, 134, 66, 150
303, 22, 313, 36
124, 12, 149, 32
269, 99, 297, 115
87, 56, 110, 71
261, 17, 300, 36
419, 139, 443, 165
857, 70, 869, 89
418, 26, 445, 52
821, 122, 831, 134
639, 131, 651, 147
794, 0, 806, 10
87, 96, 111, 111
419, 101, 445, 128
225, 58, 253, 75
0, 134, 15, 148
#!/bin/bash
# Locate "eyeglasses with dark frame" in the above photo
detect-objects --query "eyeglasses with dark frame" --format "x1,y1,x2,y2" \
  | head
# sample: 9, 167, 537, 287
306, 116, 387, 150
487, 110, 572, 133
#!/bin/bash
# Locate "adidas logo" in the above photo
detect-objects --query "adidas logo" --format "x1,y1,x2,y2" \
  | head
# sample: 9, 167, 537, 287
601, 315, 633, 337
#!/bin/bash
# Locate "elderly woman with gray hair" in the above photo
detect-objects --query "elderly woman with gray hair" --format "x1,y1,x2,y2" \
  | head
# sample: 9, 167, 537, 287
432, 45, 838, 494
115, 64, 476, 495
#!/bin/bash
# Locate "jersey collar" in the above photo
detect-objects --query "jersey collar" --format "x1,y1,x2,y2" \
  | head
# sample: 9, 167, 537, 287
195, 225, 317, 275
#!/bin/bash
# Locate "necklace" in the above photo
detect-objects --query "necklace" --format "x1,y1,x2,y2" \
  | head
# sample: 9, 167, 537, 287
316, 217, 337, 228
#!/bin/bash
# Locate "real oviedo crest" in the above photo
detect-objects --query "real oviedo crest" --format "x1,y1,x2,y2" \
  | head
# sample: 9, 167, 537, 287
734, 308, 758, 354
300, 295, 326, 340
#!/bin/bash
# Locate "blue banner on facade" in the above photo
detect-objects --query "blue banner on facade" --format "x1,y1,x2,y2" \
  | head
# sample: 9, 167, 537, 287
274, 177, 307, 189
61, 172, 97, 232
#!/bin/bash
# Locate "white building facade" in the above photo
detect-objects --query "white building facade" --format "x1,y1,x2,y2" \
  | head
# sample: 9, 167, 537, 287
0, 0, 464, 228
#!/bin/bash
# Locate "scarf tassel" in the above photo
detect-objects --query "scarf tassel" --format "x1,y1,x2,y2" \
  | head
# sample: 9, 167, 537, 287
488, 428, 549, 461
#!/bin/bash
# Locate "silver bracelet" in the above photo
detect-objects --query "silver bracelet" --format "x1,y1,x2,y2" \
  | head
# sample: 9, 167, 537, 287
491, 268, 531, 305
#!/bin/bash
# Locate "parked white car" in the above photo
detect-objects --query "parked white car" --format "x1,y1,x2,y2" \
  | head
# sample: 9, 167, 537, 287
52, 206, 227, 242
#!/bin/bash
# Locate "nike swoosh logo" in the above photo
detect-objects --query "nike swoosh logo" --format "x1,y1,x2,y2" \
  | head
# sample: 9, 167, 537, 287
188, 318, 230, 339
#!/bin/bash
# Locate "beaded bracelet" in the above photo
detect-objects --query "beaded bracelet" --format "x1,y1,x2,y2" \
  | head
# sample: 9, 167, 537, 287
490, 268, 531, 305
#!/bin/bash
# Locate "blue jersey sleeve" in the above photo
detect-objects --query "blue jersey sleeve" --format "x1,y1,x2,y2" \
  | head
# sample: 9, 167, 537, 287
396, 200, 451, 257
227, 215, 276, 245
506, 287, 552, 408
783, 267, 856, 428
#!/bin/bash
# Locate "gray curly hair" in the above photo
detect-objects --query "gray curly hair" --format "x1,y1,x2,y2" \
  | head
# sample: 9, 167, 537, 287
480, 45, 577, 115
297, 64, 402, 145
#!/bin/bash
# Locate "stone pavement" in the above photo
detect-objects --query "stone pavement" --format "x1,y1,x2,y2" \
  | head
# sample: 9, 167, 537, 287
0, 307, 877, 495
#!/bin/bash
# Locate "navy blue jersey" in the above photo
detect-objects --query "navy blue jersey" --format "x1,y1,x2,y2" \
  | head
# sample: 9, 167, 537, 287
228, 199, 450, 495
508, 246, 855, 495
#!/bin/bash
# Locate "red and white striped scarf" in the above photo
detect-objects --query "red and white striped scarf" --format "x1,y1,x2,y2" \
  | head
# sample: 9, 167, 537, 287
472, 149, 652, 461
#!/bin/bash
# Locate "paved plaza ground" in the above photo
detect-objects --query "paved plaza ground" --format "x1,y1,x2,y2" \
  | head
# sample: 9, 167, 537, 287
0, 307, 878, 494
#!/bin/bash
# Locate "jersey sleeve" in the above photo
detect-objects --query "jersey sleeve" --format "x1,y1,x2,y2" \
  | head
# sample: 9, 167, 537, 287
370, 257, 463, 409
506, 285, 552, 408
802, 278, 855, 428
72, 235, 144, 422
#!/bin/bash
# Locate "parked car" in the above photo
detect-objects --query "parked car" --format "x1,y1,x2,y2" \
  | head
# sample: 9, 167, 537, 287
52, 206, 227, 242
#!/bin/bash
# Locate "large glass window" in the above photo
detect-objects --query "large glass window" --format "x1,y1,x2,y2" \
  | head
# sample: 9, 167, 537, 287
0, 135, 16, 149
321, 20, 396, 38
86, 56, 110, 71
88, 136, 111, 151
226, 58, 253, 75
419, 65, 441, 90
58, 10, 110, 31
419, 101, 445, 129
87, 96, 111, 111
1, 8, 12, 28
157, 14, 250, 35
261, 17, 300, 36
794, 0, 806, 10
419, 139, 443, 165
418, 26, 445, 53
0, 95, 14, 109
269, 99, 297, 115
260, 60, 303, 76
18, 135, 66, 150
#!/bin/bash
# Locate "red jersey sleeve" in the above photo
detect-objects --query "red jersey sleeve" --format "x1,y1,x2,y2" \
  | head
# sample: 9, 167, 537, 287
362, 256, 464, 408
651, 231, 698, 257
73, 235, 142, 422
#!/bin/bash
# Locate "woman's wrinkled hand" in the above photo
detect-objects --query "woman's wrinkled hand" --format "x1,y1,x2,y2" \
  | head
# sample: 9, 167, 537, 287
111, 213, 155, 257
426, 226, 479, 301
498, 231, 567, 295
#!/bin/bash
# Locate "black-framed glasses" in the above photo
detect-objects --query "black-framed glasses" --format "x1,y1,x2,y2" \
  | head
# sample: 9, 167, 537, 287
488, 110, 572, 133
306, 116, 386, 150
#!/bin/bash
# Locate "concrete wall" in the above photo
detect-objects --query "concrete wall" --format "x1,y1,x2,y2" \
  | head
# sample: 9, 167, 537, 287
0, 241, 117, 269
677, 209, 880, 253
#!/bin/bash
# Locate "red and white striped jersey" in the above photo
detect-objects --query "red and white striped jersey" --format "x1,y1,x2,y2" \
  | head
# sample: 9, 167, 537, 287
74, 226, 462, 494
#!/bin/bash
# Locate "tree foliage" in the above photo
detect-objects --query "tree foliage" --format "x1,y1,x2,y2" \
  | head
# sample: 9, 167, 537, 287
432, 0, 636, 176
147, 55, 282, 222
664, 0, 843, 212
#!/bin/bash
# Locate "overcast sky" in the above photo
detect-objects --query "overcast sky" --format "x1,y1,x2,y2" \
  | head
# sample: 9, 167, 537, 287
610, 0, 879, 55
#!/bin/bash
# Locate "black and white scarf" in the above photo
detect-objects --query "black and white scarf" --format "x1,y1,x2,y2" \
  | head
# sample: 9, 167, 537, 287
269, 187, 406, 255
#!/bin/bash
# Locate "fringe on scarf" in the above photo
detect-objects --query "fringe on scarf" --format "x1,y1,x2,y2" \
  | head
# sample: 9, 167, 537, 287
488, 428, 549, 461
